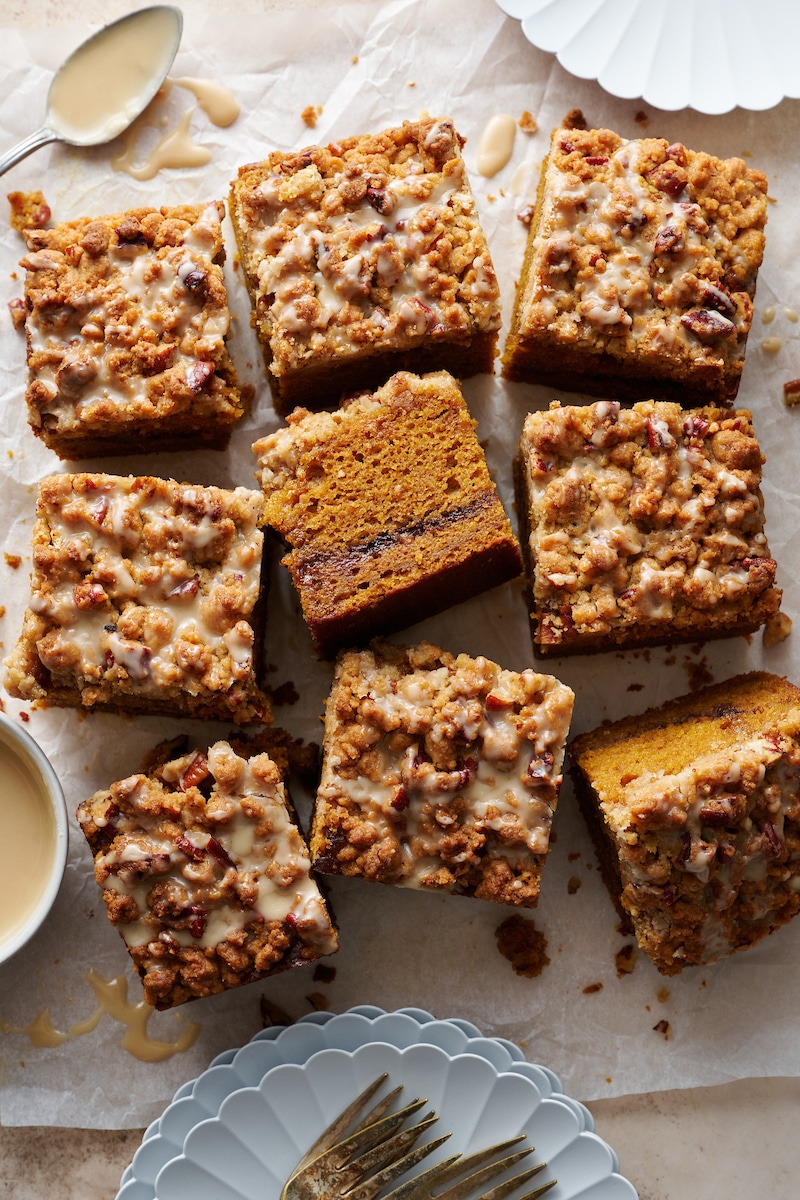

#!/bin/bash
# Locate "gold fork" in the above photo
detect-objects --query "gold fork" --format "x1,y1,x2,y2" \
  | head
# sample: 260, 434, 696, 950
280, 1073, 556, 1200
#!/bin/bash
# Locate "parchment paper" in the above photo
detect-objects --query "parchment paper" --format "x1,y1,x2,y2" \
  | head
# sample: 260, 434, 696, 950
2, 0, 800, 1130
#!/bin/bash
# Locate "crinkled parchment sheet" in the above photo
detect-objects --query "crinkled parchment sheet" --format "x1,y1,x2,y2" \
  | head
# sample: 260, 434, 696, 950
1, 0, 800, 1130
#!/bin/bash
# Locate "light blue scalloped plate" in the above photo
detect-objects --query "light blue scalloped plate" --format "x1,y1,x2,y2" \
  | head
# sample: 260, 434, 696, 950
116, 1007, 636, 1200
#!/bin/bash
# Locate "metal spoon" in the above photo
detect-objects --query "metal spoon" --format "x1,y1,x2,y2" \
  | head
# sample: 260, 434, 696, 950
0, 5, 183, 177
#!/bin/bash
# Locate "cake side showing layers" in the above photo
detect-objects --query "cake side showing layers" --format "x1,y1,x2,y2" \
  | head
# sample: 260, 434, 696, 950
254, 370, 522, 658
77, 740, 338, 1009
516, 399, 780, 657
21, 202, 243, 459
310, 640, 575, 907
568, 672, 800, 975
3, 473, 271, 724
502, 128, 767, 407
230, 118, 501, 415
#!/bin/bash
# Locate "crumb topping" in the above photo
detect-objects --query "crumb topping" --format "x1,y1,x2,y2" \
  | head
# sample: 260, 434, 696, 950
597, 734, 800, 965
314, 642, 574, 906
521, 400, 778, 646
7, 473, 266, 717
21, 202, 240, 436
520, 128, 766, 375
77, 741, 337, 1007
231, 118, 500, 375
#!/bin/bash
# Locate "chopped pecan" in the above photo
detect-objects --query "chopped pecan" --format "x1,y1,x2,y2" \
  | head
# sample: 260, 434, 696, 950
680, 309, 735, 342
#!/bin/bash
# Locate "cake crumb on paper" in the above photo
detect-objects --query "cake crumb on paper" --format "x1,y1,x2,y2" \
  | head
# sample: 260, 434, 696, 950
518, 110, 537, 134
8, 189, 50, 232
615, 944, 637, 976
562, 107, 587, 130
763, 611, 792, 648
653, 1019, 671, 1039
301, 104, 323, 128
582, 981, 603, 994
495, 913, 550, 978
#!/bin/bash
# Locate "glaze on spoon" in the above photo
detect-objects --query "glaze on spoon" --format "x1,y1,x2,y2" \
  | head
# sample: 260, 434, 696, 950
0, 6, 183, 176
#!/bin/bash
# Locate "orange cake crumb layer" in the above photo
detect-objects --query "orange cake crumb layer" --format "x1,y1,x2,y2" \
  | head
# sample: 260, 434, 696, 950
311, 640, 575, 907
253, 370, 522, 658
230, 118, 501, 414
502, 127, 767, 406
516, 399, 780, 656
569, 673, 800, 974
77, 739, 338, 1008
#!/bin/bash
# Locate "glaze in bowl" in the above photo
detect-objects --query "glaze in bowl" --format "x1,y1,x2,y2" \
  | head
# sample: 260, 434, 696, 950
0, 714, 68, 966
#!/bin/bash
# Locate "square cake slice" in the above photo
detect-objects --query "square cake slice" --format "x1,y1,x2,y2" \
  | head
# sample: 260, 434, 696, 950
77, 739, 338, 1008
230, 117, 501, 415
21, 202, 243, 458
253, 370, 522, 658
516, 400, 780, 656
4, 473, 270, 724
502, 127, 767, 406
568, 673, 800, 974
310, 640, 575, 907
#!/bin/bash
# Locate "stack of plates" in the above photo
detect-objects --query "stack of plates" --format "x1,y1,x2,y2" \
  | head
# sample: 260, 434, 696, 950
495, 0, 800, 114
116, 1006, 637, 1200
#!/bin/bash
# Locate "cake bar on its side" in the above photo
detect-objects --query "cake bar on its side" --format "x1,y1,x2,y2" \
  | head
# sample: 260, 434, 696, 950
230, 117, 501, 415
502, 127, 767, 407
21, 203, 243, 459
4, 473, 271, 725
77, 739, 338, 1008
568, 673, 800, 975
253, 370, 522, 659
310, 640, 575, 908
516, 400, 780, 657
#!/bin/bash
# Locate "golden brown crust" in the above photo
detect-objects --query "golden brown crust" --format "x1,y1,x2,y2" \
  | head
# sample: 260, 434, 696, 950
4, 473, 271, 724
569, 673, 800, 974
21, 203, 242, 458
503, 128, 768, 406
310, 640, 574, 908
517, 400, 780, 656
230, 118, 501, 414
77, 740, 338, 1008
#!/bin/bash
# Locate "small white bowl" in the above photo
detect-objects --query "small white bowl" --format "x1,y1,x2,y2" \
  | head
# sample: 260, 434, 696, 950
0, 713, 68, 965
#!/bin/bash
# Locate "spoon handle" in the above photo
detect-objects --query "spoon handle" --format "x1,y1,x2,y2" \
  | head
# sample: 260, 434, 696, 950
0, 127, 60, 178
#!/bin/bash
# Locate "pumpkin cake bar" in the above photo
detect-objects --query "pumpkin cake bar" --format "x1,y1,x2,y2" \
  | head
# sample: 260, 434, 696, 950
569, 673, 800, 974
253, 370, 522, 658
4, 473, 270, 724
502, 126, 767, 406
310, 640, 575, 907
230, 117, 501, 414
516, 399, 780, 656
20, 202, 243, 458
77, 739, 338, 1008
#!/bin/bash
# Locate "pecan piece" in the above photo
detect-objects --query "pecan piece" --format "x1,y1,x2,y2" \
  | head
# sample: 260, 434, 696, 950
653, 224, 685, 256
699, 281, 737, 318
186, 360, 215, 391
680, 309, 735, 342
366, 187, 396, 216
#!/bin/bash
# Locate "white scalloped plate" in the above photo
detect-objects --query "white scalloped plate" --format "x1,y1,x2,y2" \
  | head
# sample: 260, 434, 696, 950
495, 0, 800, 114
115, 1008, 611, 1200
154, 1042, 638, 1200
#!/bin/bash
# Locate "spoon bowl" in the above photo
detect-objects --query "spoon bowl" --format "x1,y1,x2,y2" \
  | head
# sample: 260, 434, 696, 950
0, 5, 183, 176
